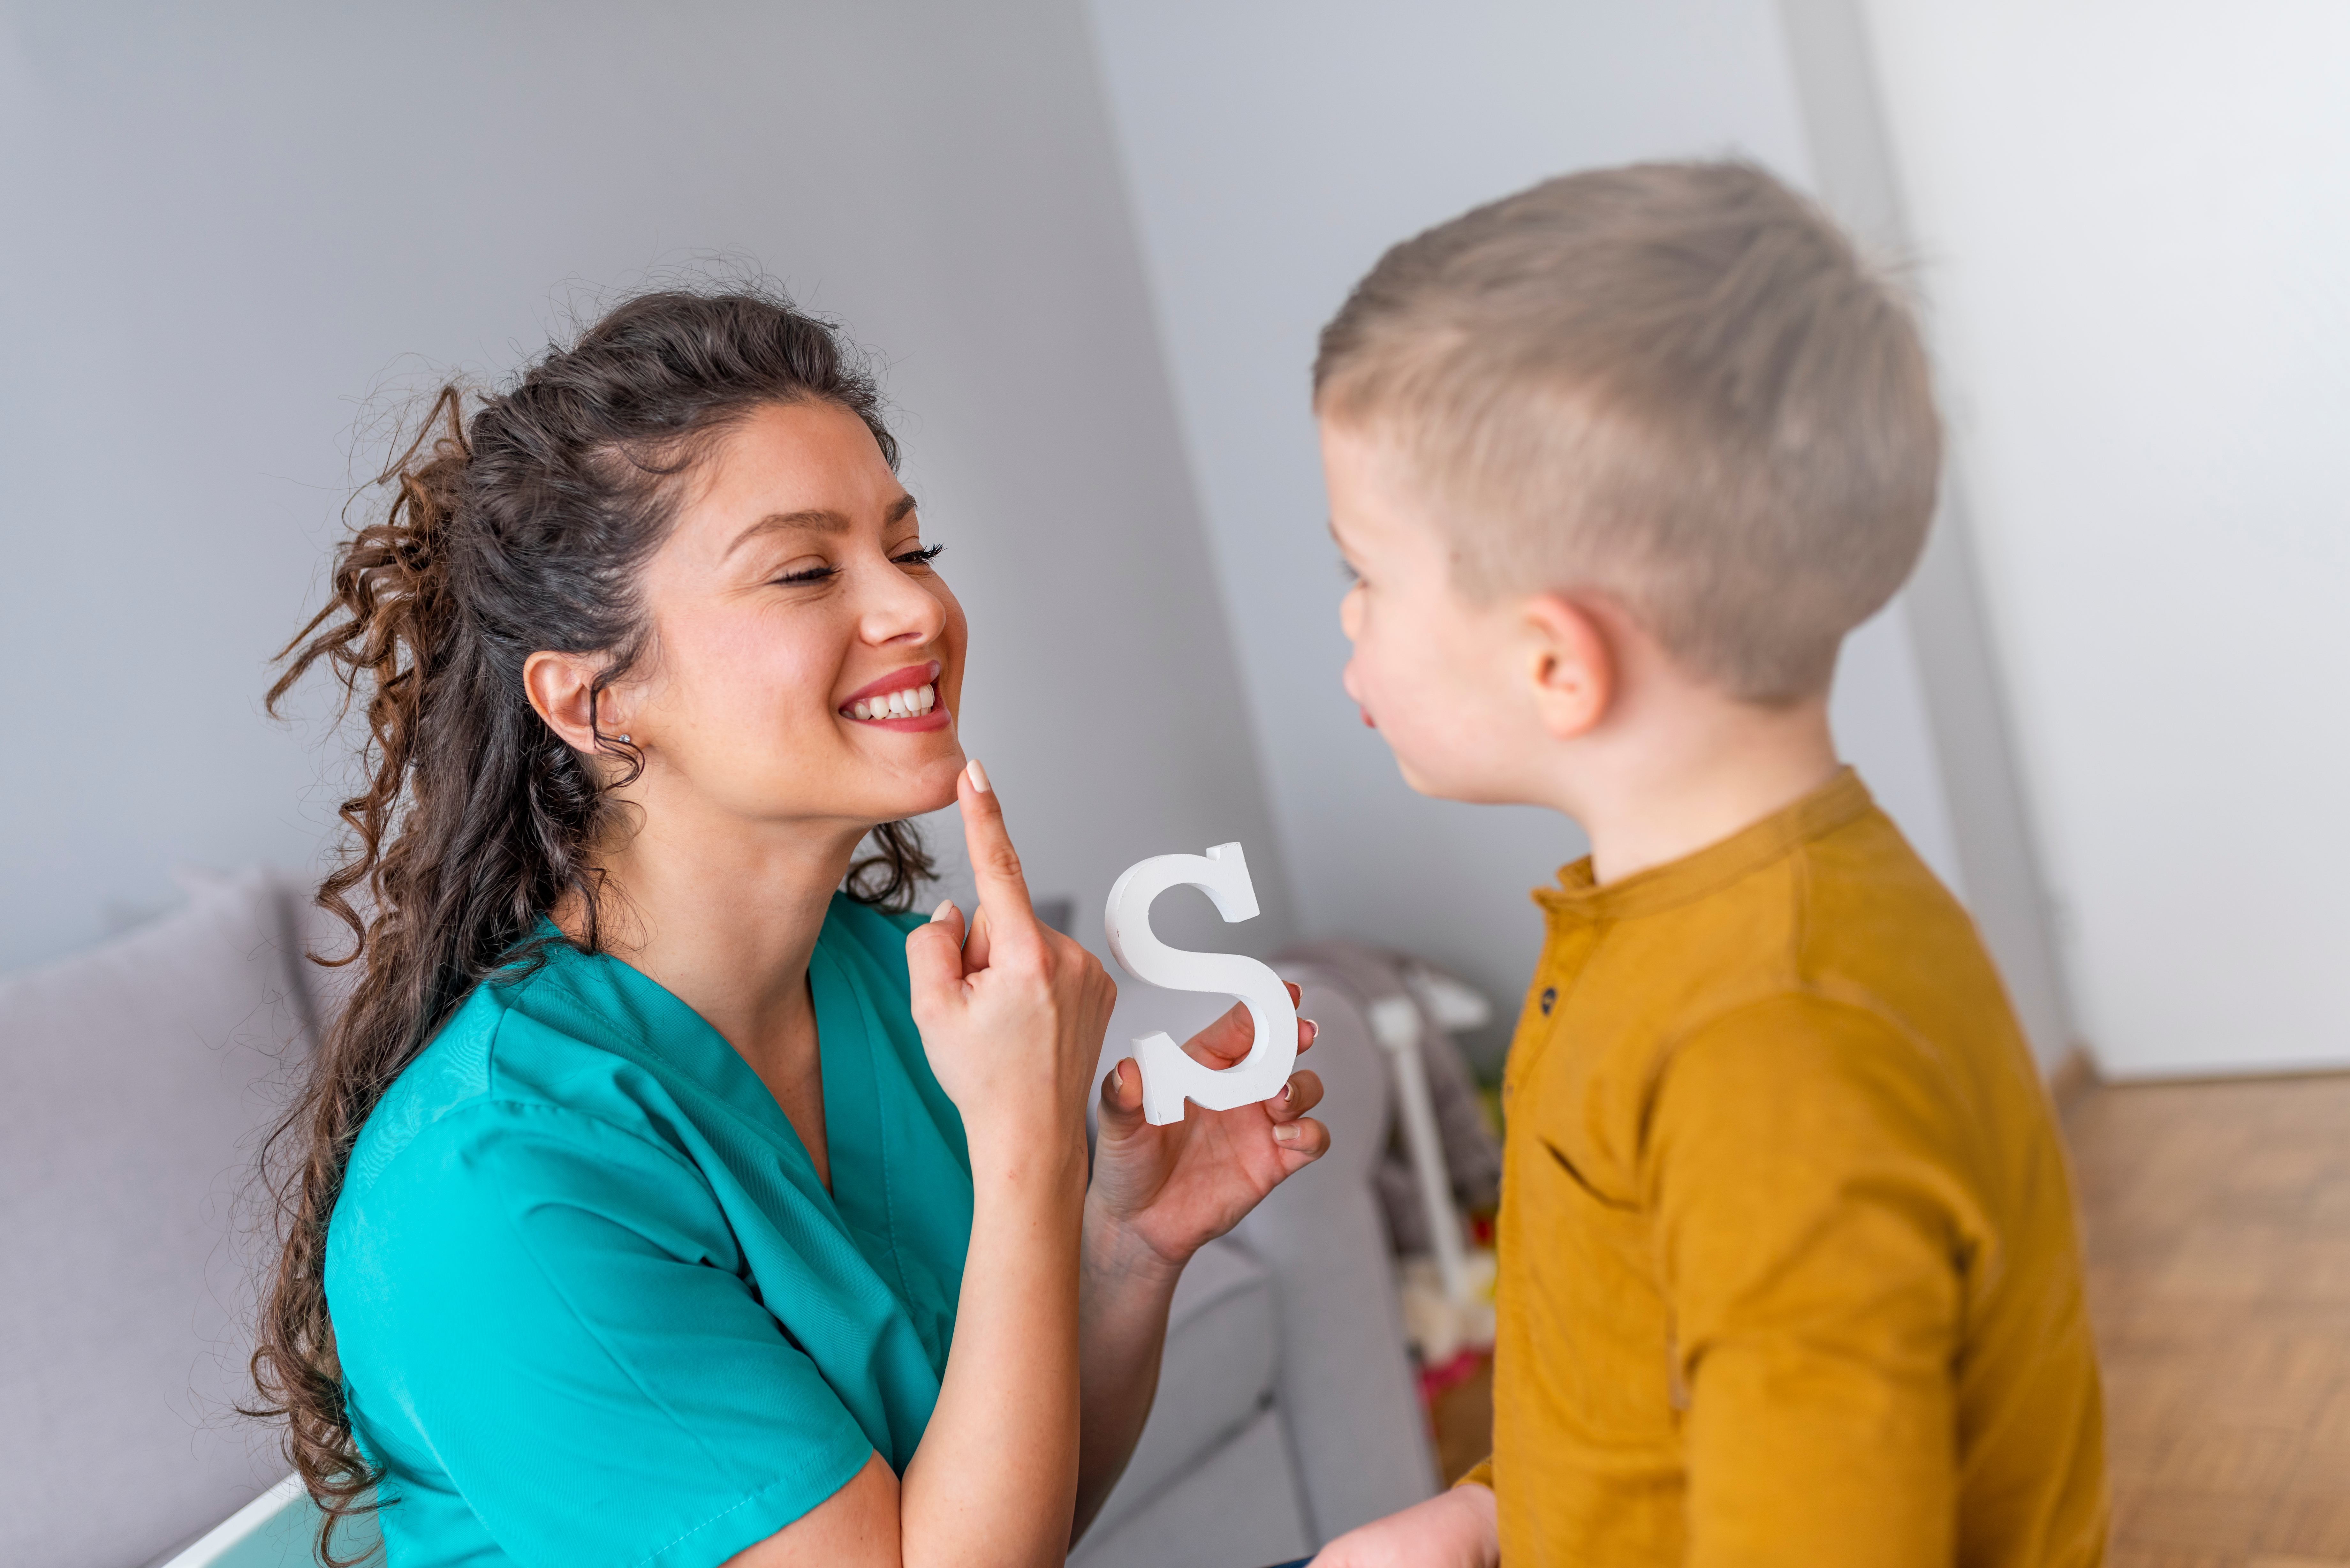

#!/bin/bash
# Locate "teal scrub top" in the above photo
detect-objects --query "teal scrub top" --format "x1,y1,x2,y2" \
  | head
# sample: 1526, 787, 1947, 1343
325, 896, 973, 1568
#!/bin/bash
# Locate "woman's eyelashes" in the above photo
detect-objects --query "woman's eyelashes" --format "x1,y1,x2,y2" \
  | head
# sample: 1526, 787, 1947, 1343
768, 542, 941, 587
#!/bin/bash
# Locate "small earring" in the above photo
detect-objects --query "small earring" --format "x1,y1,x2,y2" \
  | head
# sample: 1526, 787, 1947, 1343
617, 734, 633, 745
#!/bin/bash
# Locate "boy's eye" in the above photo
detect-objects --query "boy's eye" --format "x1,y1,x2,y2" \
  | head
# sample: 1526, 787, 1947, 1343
893, 542, 946, 568
1337, 556, 1361, 583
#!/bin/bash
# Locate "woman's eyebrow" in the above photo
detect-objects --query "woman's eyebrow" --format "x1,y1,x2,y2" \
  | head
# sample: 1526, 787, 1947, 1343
724, 494, 920, 559
726, 510, 848, 557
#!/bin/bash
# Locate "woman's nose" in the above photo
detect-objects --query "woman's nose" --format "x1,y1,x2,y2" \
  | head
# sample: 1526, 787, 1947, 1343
858, 557, 948, 646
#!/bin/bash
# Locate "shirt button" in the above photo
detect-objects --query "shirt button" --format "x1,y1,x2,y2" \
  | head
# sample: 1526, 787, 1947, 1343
1540, 986, 1558, 1015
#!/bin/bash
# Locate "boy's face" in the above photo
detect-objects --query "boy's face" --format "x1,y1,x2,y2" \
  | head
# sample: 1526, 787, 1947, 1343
1322, 418, 1555, 806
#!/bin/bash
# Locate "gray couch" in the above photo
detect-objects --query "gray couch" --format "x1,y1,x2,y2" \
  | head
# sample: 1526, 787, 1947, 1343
0, 871, 1433, 1567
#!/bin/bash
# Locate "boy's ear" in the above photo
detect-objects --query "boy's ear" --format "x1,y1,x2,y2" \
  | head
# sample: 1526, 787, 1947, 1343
1522, 593, 1614, 740
523, 649, 623, 754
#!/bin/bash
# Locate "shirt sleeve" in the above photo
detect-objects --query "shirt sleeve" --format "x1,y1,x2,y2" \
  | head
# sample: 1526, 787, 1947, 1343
1648, 995, 1976, 1568
344, 1099, 874, 1568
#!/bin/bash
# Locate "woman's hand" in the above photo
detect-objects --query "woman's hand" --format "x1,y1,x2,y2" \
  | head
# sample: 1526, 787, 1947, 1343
1085, 990, 1329, 1270
905, 760, 1116, 1177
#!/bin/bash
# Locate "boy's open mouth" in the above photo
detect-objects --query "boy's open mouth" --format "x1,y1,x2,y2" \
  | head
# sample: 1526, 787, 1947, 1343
841, 661, 943, 724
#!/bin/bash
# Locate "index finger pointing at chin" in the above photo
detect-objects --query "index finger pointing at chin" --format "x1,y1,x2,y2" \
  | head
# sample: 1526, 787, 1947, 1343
957, 759, 1041, 951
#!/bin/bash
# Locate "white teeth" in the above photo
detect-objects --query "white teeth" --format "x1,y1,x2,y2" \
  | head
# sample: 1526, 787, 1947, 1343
851, 679, 941, 720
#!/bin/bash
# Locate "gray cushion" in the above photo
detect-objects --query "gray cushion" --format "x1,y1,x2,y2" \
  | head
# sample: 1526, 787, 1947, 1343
1235, 973, 1437, 1540
1077, 1235, 1279, 1549
1070, 1404, 1312, 1568
1, 870, 311, 1568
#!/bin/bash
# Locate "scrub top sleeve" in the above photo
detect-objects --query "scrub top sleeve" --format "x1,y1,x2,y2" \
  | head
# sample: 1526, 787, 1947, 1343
356, 1101, 873, 1568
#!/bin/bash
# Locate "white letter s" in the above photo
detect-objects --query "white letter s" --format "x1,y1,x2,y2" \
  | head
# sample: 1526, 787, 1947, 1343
1103, 842, 1298, 1126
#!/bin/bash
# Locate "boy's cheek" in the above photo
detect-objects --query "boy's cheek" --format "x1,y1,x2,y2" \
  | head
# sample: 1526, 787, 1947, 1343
1353, 671, 1442, 767
1382, 717, 1478, 801
1357, 667, 1521, 802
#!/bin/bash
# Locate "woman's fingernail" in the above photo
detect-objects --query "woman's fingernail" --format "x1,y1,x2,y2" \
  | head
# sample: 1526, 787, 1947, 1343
1273, 1122, 1301, 1146
931, 898, 957, 924
1303, 1018, 1319, 1044
1279, 1082, 1294, 1104
965, 758, 992, 794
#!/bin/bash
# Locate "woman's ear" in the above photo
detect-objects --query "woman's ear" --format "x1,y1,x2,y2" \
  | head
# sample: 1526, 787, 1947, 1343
523, 650, 621, 753
1522, 593, 1614, 740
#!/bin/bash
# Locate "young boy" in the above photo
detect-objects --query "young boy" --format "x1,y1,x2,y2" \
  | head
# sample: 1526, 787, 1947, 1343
1308, 163, 2105, 1568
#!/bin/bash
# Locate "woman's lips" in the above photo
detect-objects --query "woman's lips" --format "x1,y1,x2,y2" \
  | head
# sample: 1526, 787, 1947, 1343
841, 660, 941, 709
840, 660, 950, 729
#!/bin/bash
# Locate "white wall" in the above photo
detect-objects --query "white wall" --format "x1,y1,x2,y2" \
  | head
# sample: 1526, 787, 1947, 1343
1777, 0, 2079, 1073
1861, 2, 2350, 1077
23, 0, 2264, 1086
1087, 0, 1964, 1060
0, 0, 1290, 975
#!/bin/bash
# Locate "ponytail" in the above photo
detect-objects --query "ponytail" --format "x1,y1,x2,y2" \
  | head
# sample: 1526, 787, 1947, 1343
247, 290, 928, 1564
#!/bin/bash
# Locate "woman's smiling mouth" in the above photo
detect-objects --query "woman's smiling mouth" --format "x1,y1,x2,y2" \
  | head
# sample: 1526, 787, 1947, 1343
852, 684, 936, 720
841, 661, 948, 727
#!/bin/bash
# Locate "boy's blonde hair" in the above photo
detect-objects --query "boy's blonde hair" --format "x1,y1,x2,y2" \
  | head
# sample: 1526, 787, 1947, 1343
1315, 161, 1941, 702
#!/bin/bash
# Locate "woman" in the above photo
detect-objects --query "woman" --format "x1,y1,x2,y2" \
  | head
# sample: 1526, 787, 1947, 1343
252, 290, 1329, 1568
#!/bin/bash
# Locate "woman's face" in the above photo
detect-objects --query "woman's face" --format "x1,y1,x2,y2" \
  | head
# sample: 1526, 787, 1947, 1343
609, 399, 968, 838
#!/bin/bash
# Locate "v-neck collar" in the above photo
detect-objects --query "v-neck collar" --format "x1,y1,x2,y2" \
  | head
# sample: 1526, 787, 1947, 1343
529, 916, 886, 1248
806, 933, 917, 1305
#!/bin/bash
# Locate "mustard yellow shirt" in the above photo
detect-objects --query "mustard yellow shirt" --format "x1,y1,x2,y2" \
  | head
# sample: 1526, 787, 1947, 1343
1465, 771, 2104, 1567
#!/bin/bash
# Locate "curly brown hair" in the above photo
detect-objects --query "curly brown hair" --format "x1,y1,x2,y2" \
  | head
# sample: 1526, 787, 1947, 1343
248, 289, 932, 1564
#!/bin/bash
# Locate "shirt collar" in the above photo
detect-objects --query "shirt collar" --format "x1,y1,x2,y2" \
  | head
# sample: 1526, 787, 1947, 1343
1533, 766, 1876, 924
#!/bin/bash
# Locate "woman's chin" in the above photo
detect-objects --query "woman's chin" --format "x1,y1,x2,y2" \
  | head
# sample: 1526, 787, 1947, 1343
881, 749, 969, 820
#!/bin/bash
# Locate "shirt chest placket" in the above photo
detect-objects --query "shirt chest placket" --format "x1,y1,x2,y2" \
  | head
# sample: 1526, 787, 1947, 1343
1502, 913, 1606, 1121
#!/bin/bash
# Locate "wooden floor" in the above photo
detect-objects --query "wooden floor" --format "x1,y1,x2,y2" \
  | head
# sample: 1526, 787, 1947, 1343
2071, 1072, 2350, 1568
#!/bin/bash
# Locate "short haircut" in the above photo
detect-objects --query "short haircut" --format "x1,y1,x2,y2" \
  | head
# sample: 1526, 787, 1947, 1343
1315, 160, 1941, 702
